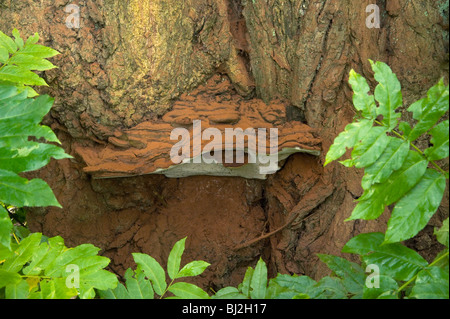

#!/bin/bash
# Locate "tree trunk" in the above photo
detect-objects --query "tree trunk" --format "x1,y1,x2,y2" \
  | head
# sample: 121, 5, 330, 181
1, 0, 448, 288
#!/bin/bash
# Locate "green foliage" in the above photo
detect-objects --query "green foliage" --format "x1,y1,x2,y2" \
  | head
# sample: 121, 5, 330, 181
99, 237, 211, 299
0, 233, 117, 299
325, 60, 449, 244
0, 30, 71, 251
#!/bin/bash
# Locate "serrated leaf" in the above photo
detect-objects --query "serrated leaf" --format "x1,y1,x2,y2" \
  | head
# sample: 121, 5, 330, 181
168, 282, 210, 299
176, 260, 210, 279
0, 269, 22, 289
317, 254, 365, 296
0, 65, 47, 86
0, 169, 62, 208
17, 44, 59, 59
12, 29, 24, 50
314, 276, 348, 299
25, 33, 40, 46
370, 60, 402, 129
271, 274, 319, 298
350, 126, 390, 168
5, 279, 30, 299
167, 237, 186, 280
0, 31, 18, 54
0, 205, 13, 250
23, 236, 65, 276
409, 267, 449, 299
362, 243, 428, 282
348, 151, 428, 221
213, 286, 247, 299
349, 69, 376, 119
0, 46, 8, 63
123, 273, 154, 299
435, 219, 449, 248
45, 244, 100, 276
2, 233, 42, 273
385, 169, 447, 243
250, 258, 267, 299
342, 232, 385, 255
324, 119, 373, 166
361, 138, 410, 190
132, 253, 166, 296
424, 120, 449, 161
408, 79, 449, 141
8, 54, 56, 71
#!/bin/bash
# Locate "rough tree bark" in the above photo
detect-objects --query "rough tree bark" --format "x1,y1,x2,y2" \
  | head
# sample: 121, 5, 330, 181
0, 0, 448, 289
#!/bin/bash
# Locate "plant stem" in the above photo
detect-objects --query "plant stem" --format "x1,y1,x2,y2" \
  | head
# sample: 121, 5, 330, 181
397, 251, 449, 294
375, 120, 448, 177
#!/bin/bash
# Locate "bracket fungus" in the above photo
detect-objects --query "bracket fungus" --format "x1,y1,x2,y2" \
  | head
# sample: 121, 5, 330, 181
75, 76, 322, 180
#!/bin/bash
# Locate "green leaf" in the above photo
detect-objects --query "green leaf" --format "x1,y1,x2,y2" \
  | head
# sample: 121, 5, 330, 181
17, 44, 59, 59
122, 269, 154, 299
0, 47, 8, 63
324, 119, 373, 166
132, 253, 166, 296
238, 267, 254, 297
167, 237, 186, 280
176, 260, 210, 279
385, 169, 447, 243
349, 126, 390, 168
348, 69, 376, 119
409, 267, 449, 299
213, 287, 247, 299
317, 254, 365, 296
424, 120, 449, 161
362, 243, 428, 282
0, 269, 22, 289
348, 151, 428, 221
370, 60, 402, 129
45, 243, 100, 276
0, 169, 62, 208
0, 144, 71, 174
408, 78, 449, 142
22, 236, 65, 276
0, 65, 47, 86
2, 233, 42, 273
342, 232, 385, 255
271, 274, 319, 298
25, 33, 40, 46
361, 138, 410, 190
5, 279, 30, 299
0, 205, 13, 250
314, 276, 348, 299
12, 29, 24, 50
250, 258, 267, 299
168, 282, 210, 299
0, 31, 18, 54
8, 54, 57, 71
435, 219, 449, 248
